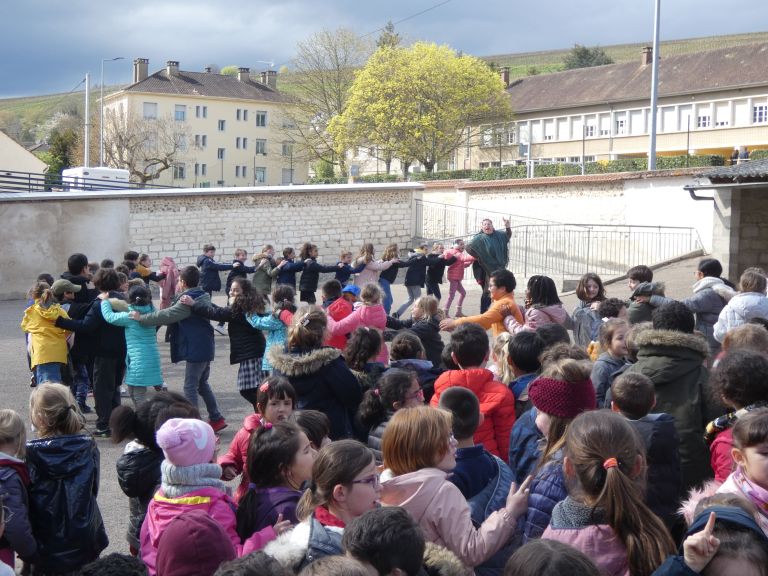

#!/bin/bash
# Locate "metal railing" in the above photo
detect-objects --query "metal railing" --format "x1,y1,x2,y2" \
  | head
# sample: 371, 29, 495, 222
0, 170, 176, 193
414, 200, 704, 285
413, 199, 558, 243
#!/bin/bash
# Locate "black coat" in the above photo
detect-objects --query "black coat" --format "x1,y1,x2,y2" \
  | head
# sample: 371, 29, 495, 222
26, 434, 108, 573
379, 259, 413, 284
225, 260, 256, 293
629, 413, 682, 527
269, 346, 362, 440
403, 255, 433, 288
426, 254, 457, 285
116, 446, 163, 550
192, 301, 266, 364
299, 259, 340, 292
385, 316, 444, 369
366, 412, 393, 465
55, 290, 127, 359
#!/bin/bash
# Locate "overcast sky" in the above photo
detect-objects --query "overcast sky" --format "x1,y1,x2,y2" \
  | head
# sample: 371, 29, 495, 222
3, 0, 767, 98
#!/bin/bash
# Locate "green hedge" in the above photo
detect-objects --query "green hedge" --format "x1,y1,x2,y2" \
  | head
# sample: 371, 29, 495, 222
749, 149, 768, 160
307, 154, 725, 184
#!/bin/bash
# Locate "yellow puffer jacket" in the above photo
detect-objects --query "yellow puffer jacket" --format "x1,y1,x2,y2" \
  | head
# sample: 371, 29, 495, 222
20, 301, 71, 367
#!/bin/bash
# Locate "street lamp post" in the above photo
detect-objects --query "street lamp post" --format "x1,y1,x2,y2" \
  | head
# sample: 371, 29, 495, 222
648, 0, 661, 170
100, 57, 125, 167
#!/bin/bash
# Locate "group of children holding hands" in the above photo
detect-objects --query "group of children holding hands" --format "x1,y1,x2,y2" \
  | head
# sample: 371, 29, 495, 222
9, 242, 768, 576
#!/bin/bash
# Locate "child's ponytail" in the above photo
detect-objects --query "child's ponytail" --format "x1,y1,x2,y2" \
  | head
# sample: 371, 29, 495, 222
343, 327, 382, 372
29, 281, 55, 306
566, 410, 675, 576
29, 383, 86, 437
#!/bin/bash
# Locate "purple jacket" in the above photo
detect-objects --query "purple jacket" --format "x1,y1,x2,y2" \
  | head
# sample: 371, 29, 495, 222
249, 486, 302, 532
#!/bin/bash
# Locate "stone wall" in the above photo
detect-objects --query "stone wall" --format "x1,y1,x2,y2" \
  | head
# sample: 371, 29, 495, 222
712, 185, 768, 282
0, 183, 421, 300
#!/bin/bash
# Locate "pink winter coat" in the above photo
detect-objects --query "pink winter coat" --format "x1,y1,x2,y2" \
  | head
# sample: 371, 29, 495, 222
542, 523, 628, 576
140, 486, 276, 576
158, 257, 179, 309
444, 248, 475, 281
504, 303, 571, 334
381, 468, 517, 568
219, 414, 262, 503
326, 303, 389, 363
353, 259, 394, 287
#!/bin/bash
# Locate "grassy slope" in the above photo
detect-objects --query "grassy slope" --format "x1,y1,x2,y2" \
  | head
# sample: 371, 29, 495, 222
3, 31, 768, 145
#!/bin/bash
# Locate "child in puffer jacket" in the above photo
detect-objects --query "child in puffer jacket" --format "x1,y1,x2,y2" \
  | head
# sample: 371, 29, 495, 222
714, 269, 768, 343
140, 418, 291, 576
112, 391, 199, 555
327, 283, 389, 364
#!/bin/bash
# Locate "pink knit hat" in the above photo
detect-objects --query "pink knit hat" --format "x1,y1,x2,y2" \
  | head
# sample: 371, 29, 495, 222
528, 376, 596, 419
155, 418, 216, 467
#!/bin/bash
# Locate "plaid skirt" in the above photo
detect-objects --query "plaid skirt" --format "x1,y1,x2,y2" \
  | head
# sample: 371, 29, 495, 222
237, 357, 263, 391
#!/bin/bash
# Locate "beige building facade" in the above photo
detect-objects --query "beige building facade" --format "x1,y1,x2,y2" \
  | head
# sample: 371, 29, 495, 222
103, 59, 307, 187
458, 43, 768, 170
0, 130, 47, 174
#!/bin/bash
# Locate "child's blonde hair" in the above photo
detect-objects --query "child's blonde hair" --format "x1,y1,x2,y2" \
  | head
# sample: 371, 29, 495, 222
29, 383, 85, 438
360, 283, 382, 305
0, 409, 26, 459
357, 243, 375, 264
29, 281, 55, 306
492, 332, 515, 385
381, 243, 399, 261
413, 295, 443, 321
339, 250, 352, 260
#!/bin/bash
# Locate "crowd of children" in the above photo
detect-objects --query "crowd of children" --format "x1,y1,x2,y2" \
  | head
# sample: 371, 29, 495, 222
9, 244, 768, 576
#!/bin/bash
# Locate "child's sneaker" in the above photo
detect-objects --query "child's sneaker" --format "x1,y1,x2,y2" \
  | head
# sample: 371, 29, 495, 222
209, 418, 228, 433
93, 428, 111, 438
120, 385, 129, 397
78, 402, 93, 414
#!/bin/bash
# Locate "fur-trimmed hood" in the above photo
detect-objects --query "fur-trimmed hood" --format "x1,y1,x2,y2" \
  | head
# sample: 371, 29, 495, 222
635, 328, 709, 358
107, 297, 130, 312
422, 541, 472, 576
267, 346, 341, 377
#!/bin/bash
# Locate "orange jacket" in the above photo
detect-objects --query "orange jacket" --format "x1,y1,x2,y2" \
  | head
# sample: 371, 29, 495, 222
452, 292, 522, 336
431, 368, 516, 461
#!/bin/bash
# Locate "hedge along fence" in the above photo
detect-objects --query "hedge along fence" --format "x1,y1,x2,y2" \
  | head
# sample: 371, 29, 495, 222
308, 154, 726, 184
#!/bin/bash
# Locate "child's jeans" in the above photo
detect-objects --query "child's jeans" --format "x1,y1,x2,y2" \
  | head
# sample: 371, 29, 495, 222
128, 385, 148, 407
70, 362, 90, 405
35, 362, 63, 384
380, 279, 393, 314
396, 286, 422, 318
184, 361, 223, 421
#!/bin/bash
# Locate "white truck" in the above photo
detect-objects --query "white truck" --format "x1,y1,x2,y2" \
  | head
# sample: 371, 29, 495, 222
62, 167, 130, 190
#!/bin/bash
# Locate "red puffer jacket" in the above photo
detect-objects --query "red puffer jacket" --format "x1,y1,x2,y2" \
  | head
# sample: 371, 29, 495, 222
431, 368, 516, 461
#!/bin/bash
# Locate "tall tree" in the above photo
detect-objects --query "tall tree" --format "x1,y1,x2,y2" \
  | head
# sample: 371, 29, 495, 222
376, 21, 401, 48
330, 43, 512, 175
563, 44, 614, 69
42, 127, 78, 175
102, 109, 189, 184
281, 27, 373, 176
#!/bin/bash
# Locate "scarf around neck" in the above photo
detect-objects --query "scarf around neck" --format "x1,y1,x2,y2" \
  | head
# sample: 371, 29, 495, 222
733, 466, 768, 519
705, 401, 768, 444
160, 460, 226, 497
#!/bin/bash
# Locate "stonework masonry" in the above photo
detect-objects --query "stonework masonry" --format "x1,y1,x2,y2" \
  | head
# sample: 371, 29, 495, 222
0, 183, 421, 300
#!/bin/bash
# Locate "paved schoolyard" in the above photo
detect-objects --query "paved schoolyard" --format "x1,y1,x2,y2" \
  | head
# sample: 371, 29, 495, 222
1, 256, 699, 568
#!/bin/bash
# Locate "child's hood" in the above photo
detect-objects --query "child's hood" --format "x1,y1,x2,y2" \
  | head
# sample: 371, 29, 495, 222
107, 298, 130, 312
34, 301, 65, 319
26, 433, 95, 478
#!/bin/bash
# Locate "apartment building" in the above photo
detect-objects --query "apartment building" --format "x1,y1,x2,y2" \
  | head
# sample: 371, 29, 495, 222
103, 59, 307, 187
461, 42, 768, 170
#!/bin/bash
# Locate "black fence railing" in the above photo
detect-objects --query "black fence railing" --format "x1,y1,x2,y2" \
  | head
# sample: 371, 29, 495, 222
0, 170, 176, 193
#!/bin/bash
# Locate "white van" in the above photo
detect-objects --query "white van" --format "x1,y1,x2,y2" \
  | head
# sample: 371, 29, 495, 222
62, 167, 131, 190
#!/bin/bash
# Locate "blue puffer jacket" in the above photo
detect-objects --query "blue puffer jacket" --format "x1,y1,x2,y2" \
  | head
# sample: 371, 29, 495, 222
170, 289, 214, 363
508, 408, 543, 486
101, 299, 163, 387
522, 450, 567, 542
0, 455, 37, 564
247, 312, 288, 372
26, 434, 108, 573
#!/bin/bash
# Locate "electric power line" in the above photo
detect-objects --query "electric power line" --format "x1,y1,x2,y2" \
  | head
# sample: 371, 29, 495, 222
363, 0, 454, 39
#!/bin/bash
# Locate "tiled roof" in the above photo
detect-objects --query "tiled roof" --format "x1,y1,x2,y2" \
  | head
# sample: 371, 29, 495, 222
507, 43, 768, 113
120, 69, 287, 103
702, 158, 768, 183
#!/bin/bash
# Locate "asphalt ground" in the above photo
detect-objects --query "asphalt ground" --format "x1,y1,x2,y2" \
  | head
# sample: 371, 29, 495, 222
2, 256, 699, 570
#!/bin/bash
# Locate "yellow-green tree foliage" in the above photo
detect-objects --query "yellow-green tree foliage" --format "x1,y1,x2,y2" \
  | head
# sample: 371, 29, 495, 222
331, 42, 512, 174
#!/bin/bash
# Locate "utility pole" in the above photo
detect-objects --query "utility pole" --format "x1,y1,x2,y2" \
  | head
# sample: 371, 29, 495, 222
84, 73, 90, 168
648, 0, 661, 170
